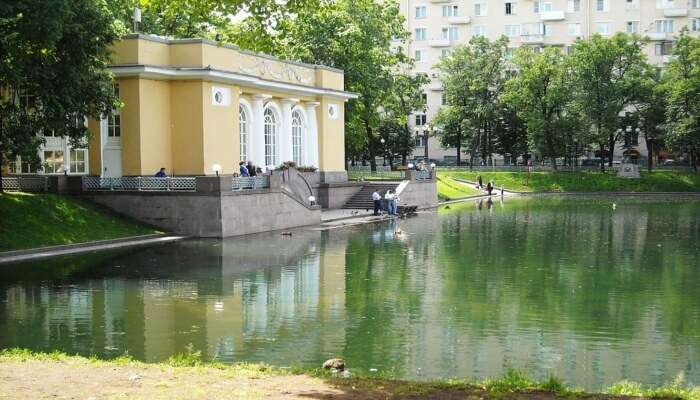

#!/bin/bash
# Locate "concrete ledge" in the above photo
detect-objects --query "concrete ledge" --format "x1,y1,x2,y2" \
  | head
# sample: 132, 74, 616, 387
0, 234, 186, 264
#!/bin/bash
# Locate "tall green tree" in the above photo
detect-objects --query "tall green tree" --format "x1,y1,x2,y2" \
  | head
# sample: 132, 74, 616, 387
0, 0, 122, 191
437, 36, 509, 166
279, 0, 412, 169
432, 106, 471, 166
664, 28, 700, 171
502, 47, 579, 169
632, 68, 667, 172
568, 33, 651, 170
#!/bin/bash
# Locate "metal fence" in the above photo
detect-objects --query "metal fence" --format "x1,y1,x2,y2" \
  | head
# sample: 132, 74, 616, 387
83, 176, 197, 191
1, 176, 48, 192
232, 176, 270, 190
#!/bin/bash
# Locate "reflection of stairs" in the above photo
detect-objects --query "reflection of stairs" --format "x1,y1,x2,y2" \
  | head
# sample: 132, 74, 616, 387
342, 182, 399, 210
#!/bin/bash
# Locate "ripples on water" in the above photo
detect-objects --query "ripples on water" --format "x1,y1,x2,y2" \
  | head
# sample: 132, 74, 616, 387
0, 196, 699, 390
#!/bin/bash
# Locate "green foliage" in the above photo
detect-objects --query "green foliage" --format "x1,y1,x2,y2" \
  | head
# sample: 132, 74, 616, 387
0, 0, 122, 182
568, 33, 652, 167
663, 28, 700, 167
436, 175, 481, 200
440, 170, 700, 193
502, 47, 581, 167
166, 343, 203, 367
0, 193, 159, 251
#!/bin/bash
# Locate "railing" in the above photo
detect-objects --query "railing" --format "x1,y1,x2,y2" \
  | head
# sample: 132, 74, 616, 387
1, 176, 48, 192
416, 170, 432, 180
348, 170, 405, 181
83, 176, 196, 191
232, 176, 270, 190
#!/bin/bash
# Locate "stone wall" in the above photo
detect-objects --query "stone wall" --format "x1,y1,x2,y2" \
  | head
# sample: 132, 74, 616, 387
396, 179, 438, 210
317, 182, 363, 209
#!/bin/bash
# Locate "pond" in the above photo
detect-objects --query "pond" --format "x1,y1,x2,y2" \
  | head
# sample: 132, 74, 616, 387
1, 196, 699, 390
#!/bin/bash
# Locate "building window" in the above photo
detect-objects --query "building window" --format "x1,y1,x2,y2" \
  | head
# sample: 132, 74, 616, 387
693, 0, 700, 9
596, 22, 610, 35
505, 24, 521, 37
414, 28, 427, 41
18, 87, 37, 110
656, 0, 674, 9
11, 157, 35, 174
108, 83, 121, 137
292, 110, 304, 165
656, 20, 674, 33
415, 113, 427, 126
474, 3, 487, 16
69, 149, 87, 174
505, 2, 517, 15
43, 151, 64, 174
415, 135, 427, 147
415, 6, 427, 19
442, 26, 459, 40
415, 49, 424, 62
239, 105, 248, 161
534, 1, 553, 12
522, 22, 544, 36
655, 42, 673, 55
264, 107, 277, 167
626, 21, 639, 33
692, 18, 700, 32
626, 0, 640, 10
442, 5, 458, 17
568, 0, 581, 12
568, 23, 581, 36
472, 25, 487, 36
596, 0, 608, 11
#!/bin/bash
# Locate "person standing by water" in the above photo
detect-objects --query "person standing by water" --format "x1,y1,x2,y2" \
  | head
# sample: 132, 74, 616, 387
239, 161, 250, 177
385, 190, 397, 216
486, 181, 494, 196
477, 175, 483, 189
372, 189, 382, 216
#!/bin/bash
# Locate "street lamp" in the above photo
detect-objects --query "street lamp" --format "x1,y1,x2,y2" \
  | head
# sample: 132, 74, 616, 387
212, 163, 222, 177
380, 138, 386, 166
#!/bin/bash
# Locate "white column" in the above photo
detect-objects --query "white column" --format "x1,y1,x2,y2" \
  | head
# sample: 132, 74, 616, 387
100, 116, 107, 177
251, 94, 270, 169
280, 98, 299, 164
304, 102, 320, 169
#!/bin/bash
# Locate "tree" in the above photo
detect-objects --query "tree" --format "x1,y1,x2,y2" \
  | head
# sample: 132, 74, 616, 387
432, 106, 470, 166
633, 68, 667, 172
568, 33, 652, 170
502, 47, 579, 169
279, 0, 412, 170
0, 0, 121, 191
437, 36, 509, 166
492, 104, 528, 166
664, 28, 700, 171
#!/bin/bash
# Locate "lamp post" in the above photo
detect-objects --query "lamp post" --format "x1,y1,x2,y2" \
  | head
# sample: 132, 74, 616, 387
212, 164, 222, 177
380, 138, 386, 167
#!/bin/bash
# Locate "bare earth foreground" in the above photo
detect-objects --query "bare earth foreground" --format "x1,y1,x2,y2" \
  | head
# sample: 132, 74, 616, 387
0, 350, 700, 400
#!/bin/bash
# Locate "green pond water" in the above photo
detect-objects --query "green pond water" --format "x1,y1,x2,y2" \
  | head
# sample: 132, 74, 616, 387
1, 196, 699, 390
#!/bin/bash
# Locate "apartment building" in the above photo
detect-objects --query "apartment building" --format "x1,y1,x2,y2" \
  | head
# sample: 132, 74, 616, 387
400, 0, 700, 163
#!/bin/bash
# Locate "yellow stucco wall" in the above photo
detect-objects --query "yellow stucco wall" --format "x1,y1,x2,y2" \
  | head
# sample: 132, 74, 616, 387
119, 78, 141, 176
87, 118, 101, 175
138, 79, 172, 175
318, 98, 346, 172
202, 82, 237, 175
170, 43, 203, 67
170, 81, 205, 175
315, 69, 344, 91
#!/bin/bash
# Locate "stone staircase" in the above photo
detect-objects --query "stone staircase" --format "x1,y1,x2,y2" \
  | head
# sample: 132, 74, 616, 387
342, 182, 400, 210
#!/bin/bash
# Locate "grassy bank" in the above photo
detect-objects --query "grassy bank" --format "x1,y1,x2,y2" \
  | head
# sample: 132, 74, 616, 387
437, 175, 483, 200
439, 170, 700, 193
1, 349, 698, 400
0, 192, 160, 252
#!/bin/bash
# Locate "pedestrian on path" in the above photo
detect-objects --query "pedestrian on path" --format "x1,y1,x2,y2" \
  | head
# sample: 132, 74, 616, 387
372, 190, 382, 216
385, 190, 397, 215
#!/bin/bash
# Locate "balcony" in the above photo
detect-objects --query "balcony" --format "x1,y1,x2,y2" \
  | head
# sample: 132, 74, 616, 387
521, 34, 545, 44
540, 11, 565, 21
647, 32, 672, 41
447, 16, 471, 24
429, 38, 451, 47
663, 8, 688, 17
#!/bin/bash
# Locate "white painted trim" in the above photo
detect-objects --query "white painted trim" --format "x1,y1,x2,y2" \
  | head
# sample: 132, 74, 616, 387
109, 65, 359, 100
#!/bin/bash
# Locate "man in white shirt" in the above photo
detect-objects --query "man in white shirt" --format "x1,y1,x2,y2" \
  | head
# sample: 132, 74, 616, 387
385, 190, 396, 215
372, 190, 382, 215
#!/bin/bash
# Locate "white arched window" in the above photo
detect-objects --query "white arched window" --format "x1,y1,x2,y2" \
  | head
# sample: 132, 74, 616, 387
292, 110, 304, 165
264, 107, 277, 166
239, 105, 248, 161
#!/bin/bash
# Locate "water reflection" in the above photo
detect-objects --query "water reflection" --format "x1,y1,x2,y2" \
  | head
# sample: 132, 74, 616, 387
0, 197, 699, 390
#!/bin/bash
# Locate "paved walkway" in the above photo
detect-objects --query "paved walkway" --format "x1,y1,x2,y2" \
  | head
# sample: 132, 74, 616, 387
0, 235, 186, 264
321, 208, 375, 222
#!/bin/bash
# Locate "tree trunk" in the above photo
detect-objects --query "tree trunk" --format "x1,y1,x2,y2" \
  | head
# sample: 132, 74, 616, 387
599, 144, 606, 172
646, 138, 654, 173
551, 156, 558, 171
401, 153, 407, 166
456, 144, 461, 166
607, 135, 615, 167
692, 149, 698, 172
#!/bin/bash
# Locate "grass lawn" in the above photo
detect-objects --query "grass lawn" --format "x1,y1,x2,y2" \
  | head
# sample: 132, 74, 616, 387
437, 175, 483, 200
439, 170, 700, 193
0, 192, 161, 252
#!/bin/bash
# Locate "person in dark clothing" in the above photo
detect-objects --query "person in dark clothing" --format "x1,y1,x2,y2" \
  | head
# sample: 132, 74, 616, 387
239, 161, 250, 177
247, 161, 256, 177
486, 181, 494, 196
155, 168, 167, 178
477, 175, 483, 189
372, 190, 382, 216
